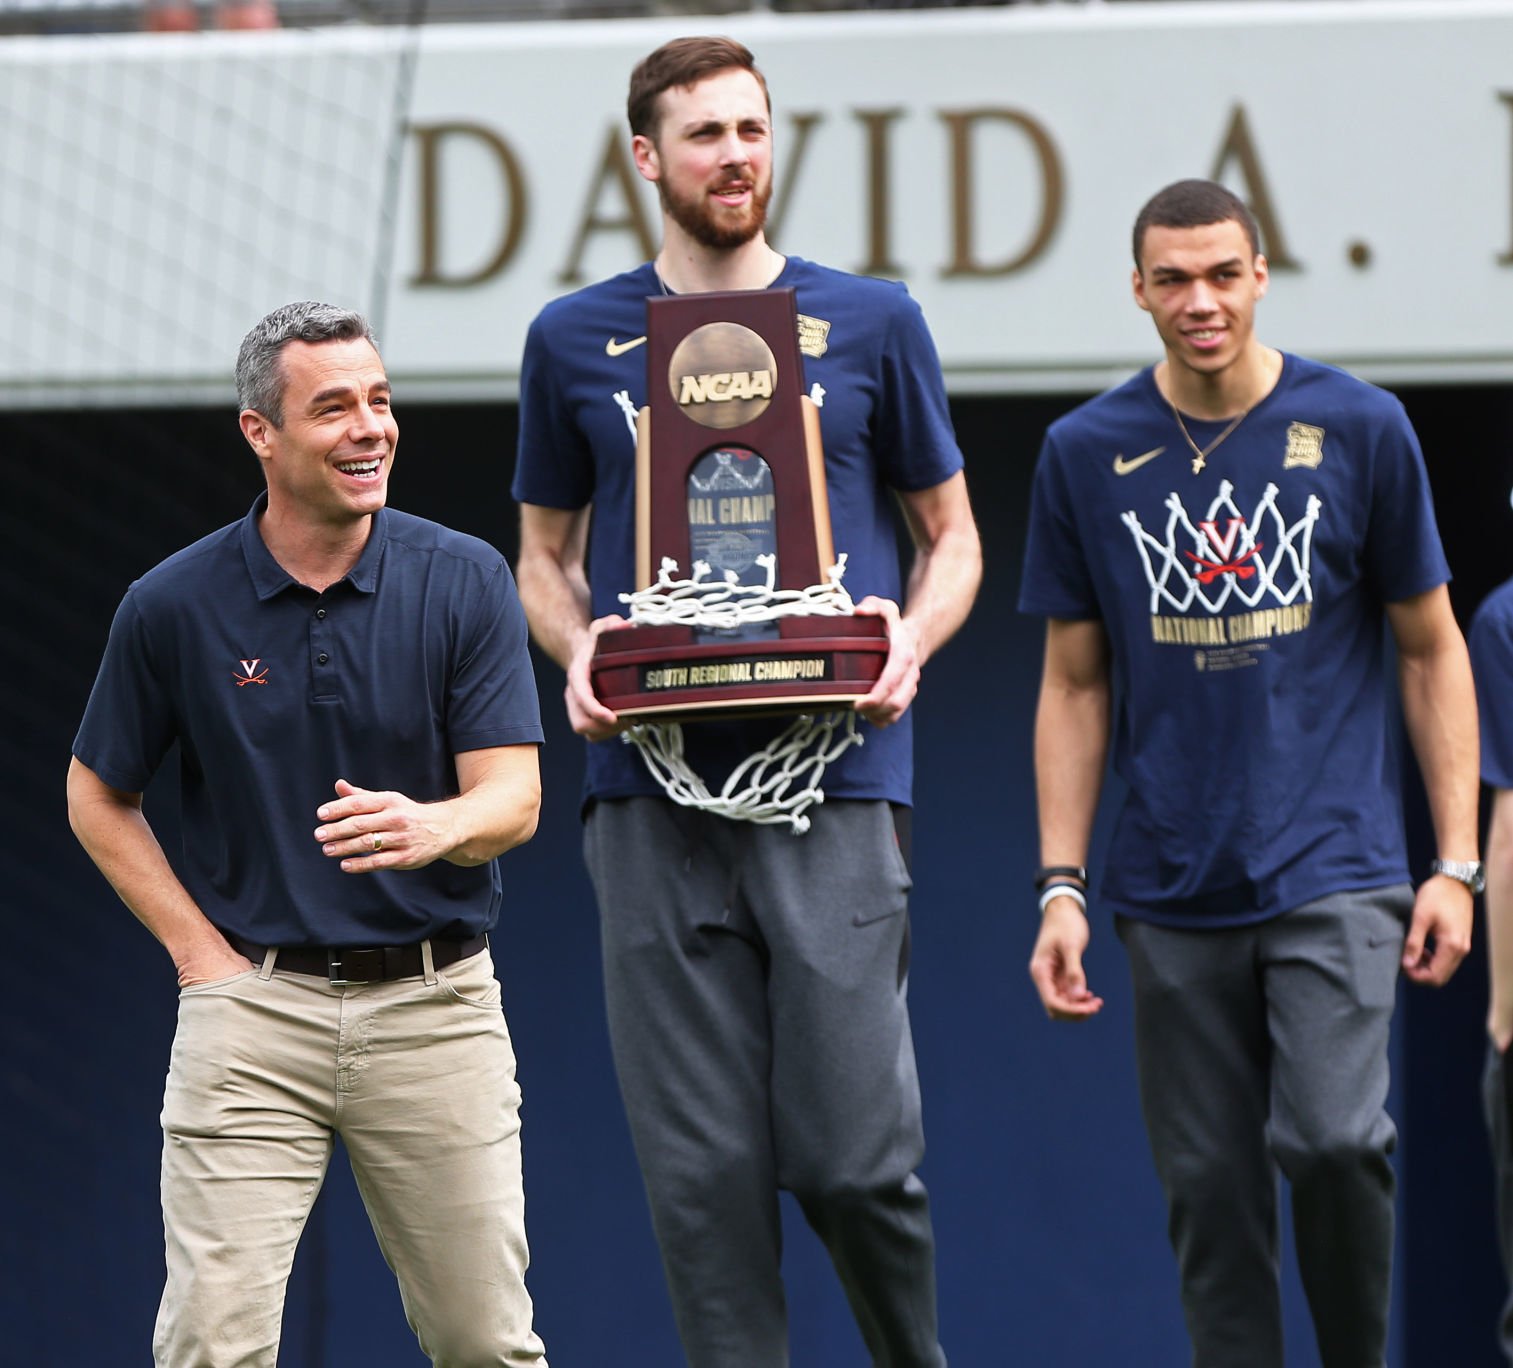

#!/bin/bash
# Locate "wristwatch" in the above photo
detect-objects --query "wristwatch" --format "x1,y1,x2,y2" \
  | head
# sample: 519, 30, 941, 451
1430, 858, 1486, 895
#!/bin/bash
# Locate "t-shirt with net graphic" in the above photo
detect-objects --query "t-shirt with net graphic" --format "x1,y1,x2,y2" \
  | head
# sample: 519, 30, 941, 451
513, 257, 964, 808
1471, 576, 1513, 791
1018, 353, 1449, 928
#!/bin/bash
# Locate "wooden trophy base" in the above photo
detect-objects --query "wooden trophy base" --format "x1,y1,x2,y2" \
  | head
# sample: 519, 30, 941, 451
590, 616, 889, 722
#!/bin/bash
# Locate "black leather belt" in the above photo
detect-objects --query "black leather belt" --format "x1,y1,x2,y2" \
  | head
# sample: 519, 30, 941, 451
227, 932, 487, 985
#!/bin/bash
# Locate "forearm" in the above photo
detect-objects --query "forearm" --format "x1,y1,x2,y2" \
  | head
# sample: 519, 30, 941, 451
1399, 638, 1480, 858
436, 746, 542, 866
435, 785, 541, 865
516, 540, 594, 673
66, 759, 234, 973
900, 515, 983, 667
1027, 648, 1110, 1022
1488, 792, 1513, 1046
1034, 676, 1110, 871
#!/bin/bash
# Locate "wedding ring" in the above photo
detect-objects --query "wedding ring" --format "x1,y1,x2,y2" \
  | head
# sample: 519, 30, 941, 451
370, 833, 383, 853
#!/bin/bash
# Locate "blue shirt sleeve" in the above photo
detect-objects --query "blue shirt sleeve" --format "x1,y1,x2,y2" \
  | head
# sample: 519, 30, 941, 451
1472, 588, 1513, 790
513, 309, 595, 511
446, 558, 544, 754
1364, 396, 1450, 603
1018, 430, 1101, 619
873, 287, 965, 492
72, 587, 179, 793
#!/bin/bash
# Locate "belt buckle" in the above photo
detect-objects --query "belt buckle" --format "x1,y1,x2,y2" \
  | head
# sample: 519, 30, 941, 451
326, 947, 385, 986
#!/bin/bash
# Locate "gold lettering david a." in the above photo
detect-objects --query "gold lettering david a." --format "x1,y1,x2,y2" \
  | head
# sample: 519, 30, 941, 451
939, 107, 1063, 278
1499, 91, 1513, 266
1208, 105, 1301, 272
558, 124, 656, 285
409, 122, 527, 288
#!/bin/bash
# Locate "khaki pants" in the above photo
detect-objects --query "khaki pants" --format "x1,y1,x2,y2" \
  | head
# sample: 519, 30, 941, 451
154, 947, 547, 1368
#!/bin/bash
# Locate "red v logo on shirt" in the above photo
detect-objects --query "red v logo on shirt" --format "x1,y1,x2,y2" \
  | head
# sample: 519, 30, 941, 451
1200, 519, 1245, 560
234, 659, 269, 686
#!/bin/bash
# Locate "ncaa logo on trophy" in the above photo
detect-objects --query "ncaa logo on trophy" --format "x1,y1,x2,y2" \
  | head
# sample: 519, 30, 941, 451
588, 287, 887, 831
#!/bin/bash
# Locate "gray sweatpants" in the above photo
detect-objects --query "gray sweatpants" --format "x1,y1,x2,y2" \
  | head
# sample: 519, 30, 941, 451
584, 796, 943, 1368
1118, 884, 1412, 1368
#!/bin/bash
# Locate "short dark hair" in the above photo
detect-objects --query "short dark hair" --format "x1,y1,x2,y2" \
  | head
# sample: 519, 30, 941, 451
235, 301, 376, 427
626, 36, 770, 141
1132, 179, 1261, 271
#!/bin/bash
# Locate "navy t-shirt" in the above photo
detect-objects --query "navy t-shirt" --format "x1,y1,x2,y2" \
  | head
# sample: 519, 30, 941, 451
73, 496, 544, 946
1471, 576, 1513, 790
512, 257, 964, 806
1018, 354, 1449, 927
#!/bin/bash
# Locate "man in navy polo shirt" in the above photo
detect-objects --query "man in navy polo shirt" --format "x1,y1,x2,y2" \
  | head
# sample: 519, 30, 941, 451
1020, 180, 1479, 1365
67, 302, 549, 1367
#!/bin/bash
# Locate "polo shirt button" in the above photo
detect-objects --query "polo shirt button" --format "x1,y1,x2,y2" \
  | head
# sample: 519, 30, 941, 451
315, 608, 327, 620
317, 652, 329, 664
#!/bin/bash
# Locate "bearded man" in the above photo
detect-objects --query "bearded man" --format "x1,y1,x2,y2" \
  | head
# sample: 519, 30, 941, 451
511, 35, 980, 1368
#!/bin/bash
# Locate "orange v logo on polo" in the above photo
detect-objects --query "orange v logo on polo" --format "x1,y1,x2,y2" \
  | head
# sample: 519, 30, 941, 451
234, 658, 269, 687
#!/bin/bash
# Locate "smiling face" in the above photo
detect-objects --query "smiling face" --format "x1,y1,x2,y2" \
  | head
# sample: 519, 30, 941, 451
633, 66, 773, 252
1133, 218, 1269, 385
239, 337, 396, 530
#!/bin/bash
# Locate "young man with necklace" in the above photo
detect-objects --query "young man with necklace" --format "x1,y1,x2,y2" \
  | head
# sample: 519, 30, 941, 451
512, 35, 980, 1368
1019, 178, 1479, 1366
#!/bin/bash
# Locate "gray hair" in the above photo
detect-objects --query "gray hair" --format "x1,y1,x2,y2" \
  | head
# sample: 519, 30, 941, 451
235, 301, 377, 426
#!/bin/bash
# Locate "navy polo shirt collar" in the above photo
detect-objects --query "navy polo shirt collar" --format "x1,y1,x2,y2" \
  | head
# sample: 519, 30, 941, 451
237, 490, 387, 600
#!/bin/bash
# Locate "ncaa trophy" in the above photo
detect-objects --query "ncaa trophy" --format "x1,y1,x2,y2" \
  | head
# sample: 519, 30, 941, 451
588, 286, 887, 830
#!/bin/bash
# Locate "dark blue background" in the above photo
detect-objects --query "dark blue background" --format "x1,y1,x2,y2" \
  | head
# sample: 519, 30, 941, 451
4, 387, 1509, 1365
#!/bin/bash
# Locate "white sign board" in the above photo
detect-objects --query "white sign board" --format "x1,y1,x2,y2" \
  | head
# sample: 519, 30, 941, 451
2, 1, 1511, 405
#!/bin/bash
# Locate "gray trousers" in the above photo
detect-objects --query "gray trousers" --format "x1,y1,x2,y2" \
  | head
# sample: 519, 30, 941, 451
1482, 1041, 1513, 1362
584, 796, 944, 1368
1118, 885, 1412, 1368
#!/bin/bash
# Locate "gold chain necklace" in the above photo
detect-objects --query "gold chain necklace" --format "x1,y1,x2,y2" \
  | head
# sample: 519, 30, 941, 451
1167, 400, 1249, 475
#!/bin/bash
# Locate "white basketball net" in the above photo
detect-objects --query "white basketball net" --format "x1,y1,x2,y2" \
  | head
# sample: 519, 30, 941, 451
617, 554, 866, 834
1121, 479, 1323, 614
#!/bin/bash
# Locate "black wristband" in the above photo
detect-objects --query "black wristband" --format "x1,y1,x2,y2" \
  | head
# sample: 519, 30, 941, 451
1034, 864, 1088, 891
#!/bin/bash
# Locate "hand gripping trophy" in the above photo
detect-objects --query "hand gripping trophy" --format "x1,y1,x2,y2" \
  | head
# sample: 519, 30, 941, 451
589, 286, 887, 832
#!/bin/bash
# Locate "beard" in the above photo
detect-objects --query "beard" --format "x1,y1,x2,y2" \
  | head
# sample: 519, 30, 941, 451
658, 171, 772, 251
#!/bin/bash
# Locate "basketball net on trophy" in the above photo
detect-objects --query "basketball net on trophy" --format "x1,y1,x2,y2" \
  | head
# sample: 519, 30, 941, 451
589, 288, 888, 834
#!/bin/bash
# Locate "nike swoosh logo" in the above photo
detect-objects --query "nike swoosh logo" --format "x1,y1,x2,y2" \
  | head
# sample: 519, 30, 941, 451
1113, 446, 1166, 475
606, 336, 647, 357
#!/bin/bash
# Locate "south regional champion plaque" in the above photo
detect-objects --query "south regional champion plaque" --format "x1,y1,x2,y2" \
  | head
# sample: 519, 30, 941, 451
589, 287, 888, 721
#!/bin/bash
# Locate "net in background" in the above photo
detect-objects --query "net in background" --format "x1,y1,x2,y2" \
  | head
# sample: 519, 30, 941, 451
0, 27, 418, 407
